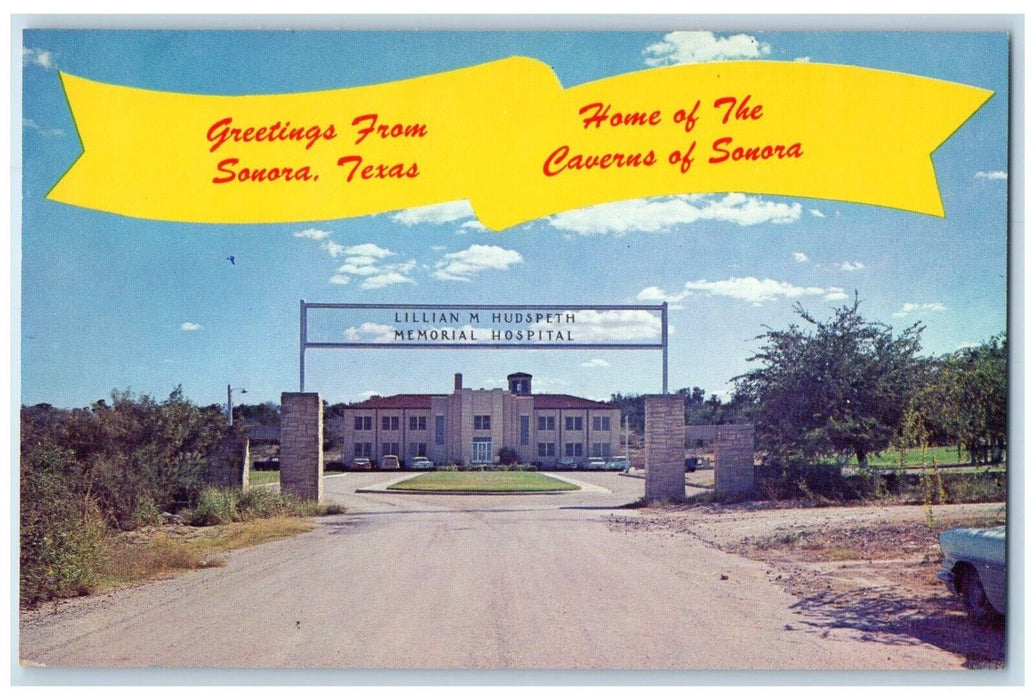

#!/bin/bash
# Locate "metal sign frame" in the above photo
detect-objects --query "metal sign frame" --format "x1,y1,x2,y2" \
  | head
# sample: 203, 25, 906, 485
299, 301, 669, 393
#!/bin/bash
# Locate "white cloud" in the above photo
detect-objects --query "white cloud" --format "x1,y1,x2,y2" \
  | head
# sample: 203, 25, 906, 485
390, 200, 476, 226
548, 194, 801, 236
793, 252, 809, 263
294, 229, 396, 264
893, 302, 948, 317
643, 31, 771, 66
636, 286, 685, 304
686, 277, 848, 304
23, 118, 64, 137
295, 232, 415, 287
793, 56, 811, 63
23, 47, 55, 69
180, 322, 203, 331
293, 228, 331, 241
344, 323, 398, 343
975, 171, 1008, 180
433, 244, 523, 281
326, 244, 416, 288
360, 269, 417, 290
535, 310, 661, 342
341, 243, 394, 259
528, 376, 571, 391
839, 261, 865, 272
809, 209, 825, 218
642, 277, 848, 306
582, 359, 611, 368
321, 241, 347, 258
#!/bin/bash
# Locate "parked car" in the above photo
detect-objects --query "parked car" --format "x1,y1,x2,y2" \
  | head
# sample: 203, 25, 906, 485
558, 457, 578, 470
684, 456, 701, 472
351, 457, 371, 470
604, 456, 631, 471
586, 457, 607, 470
381, 455, 401, 470
410, 456, 434, 470
936, 526, 1006, 623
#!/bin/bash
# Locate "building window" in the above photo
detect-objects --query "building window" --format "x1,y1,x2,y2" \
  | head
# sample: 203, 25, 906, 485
354, 416, 372, 431
409, 442, 427, 457
474, 415, 491, 430
354, 442, 372, 457
409, 415, 427, 431
382, 416, 400, 431
593, 416, 611, 431
435, 415, 445, 445
592, 443, 612, 458
537, 416, 556, 431
519, 415, 530, 445
564, 416, 583, 431
382, 442, 400, 456
537, 443, 556, 457
564, 442, 584, 457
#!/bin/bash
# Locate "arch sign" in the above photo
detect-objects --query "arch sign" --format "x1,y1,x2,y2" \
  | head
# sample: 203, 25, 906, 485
299, 301, 670, 392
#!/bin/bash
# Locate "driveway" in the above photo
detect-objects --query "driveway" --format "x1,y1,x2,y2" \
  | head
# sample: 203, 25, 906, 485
19, 472, 971, 671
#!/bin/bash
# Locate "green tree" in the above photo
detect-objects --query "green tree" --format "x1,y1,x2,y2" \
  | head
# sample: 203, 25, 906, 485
909, 333, 1007, 464
608, 392, 645, 433
735, 298, 925, 468
22, 387, 229, 529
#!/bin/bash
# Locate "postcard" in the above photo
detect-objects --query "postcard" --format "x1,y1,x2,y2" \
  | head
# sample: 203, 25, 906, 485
16, 21, 1014, 678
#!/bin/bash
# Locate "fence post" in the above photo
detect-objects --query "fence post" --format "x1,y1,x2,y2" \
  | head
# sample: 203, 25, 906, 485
644, 394, 685, 502
280, 392, 324, 501
715, 425, 755, 500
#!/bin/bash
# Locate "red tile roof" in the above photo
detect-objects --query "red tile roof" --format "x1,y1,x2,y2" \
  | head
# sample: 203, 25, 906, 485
348, 394, 447, 409
532, 394, 613, 410
347, 393, 612, 410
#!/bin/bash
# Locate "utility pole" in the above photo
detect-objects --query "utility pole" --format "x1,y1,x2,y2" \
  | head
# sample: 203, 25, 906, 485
227, 384, 247, 426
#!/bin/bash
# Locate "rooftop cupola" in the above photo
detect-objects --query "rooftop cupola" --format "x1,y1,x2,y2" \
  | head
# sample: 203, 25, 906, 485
507, 372, 532, 395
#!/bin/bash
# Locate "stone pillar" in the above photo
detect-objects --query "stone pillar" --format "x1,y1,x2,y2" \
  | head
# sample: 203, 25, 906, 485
715, 424, 755, 500
204, 433, 250, 489
644, 394, 685, 502
280, 392, 323, 502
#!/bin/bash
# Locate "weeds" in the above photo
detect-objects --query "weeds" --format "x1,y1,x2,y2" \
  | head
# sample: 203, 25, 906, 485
100, 517, 317, 590
186, 486, 340, 525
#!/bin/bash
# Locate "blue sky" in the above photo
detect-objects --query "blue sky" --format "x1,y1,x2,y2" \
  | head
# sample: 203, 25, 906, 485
19, 29, 1009, 409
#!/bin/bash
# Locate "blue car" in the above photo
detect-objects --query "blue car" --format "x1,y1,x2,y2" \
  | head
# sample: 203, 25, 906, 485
936, 526, 1006, 623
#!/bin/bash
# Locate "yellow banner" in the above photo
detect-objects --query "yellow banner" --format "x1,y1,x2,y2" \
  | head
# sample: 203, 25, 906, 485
48, 57, 992, 229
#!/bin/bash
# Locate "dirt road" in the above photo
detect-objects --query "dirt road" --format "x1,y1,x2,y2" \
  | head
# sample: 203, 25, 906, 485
19, 472, 988, 670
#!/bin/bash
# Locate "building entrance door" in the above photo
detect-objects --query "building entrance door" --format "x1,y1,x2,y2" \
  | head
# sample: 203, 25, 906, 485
472, 437, 493, 464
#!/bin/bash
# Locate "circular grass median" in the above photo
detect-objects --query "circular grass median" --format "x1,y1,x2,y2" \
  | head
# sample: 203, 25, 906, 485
387, 470, 579, 493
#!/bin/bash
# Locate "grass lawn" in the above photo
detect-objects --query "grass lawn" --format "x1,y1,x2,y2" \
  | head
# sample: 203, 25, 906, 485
848, 445, 980, 468
248, 470, 279, 485
388, 471, 579, 492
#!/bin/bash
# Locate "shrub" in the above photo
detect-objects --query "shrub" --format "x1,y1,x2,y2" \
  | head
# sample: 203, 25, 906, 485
187, 486, 336, 525
131, 495, 164, 529
188, 487, 240, 526
755, 458, 864, 502
20, 440, 108, 606
754, 457, 1006, 504
22, 388, 229, 529
497, 446, 521, 465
